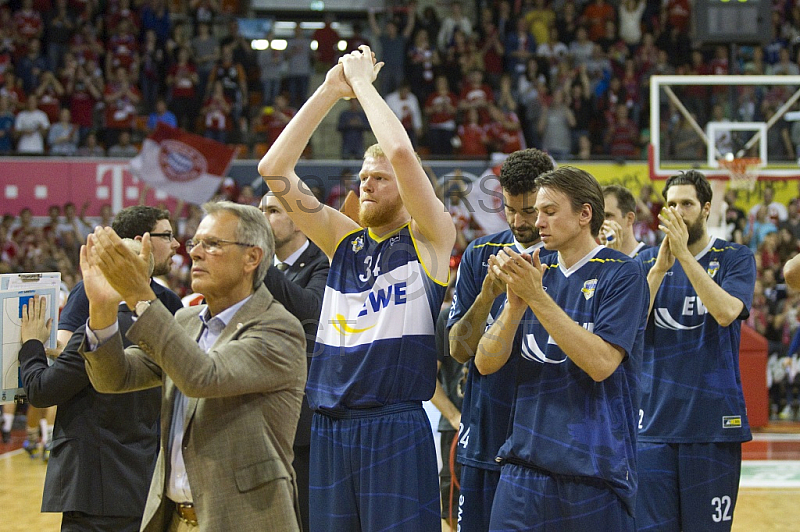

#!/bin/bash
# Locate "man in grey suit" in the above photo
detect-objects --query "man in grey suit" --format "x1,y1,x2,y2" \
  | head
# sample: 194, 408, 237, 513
260, 191, 330, 532
79, 201, 306, 532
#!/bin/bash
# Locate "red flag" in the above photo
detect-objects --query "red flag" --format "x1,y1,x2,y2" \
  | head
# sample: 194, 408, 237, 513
129, 123, 237, 204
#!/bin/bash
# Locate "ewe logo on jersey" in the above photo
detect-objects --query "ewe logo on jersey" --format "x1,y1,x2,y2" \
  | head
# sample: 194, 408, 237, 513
522, 334, 567, 364
654, 296, 706, 331
332, 314, 376, 334
521, 322, 594, 364
356, 281, 407, 318
332, 282, 408, 336
319, 259, 434, 348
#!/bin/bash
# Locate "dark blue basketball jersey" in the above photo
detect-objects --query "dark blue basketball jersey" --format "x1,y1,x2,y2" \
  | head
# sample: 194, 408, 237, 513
637, 237, 756, 443
447, 230, 553, 470
497, 246, 648, 513
307, 224, 446, 412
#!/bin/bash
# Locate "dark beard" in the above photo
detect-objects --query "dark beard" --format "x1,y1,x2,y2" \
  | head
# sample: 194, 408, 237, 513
686, 215, 706, 246
511, 225, 540, 247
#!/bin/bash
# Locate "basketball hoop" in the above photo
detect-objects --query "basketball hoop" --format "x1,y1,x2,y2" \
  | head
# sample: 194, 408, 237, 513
718, 157, 762, 191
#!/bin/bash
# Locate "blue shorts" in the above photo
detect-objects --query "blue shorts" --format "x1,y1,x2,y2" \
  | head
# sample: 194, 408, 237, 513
457, 464, 500, 532
309, 403, 440, 532
488, 463, 635, 532
636, 441, 742, 532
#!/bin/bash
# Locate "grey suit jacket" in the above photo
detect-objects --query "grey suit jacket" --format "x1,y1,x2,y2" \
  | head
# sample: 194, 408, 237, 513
81, 285, 306, 532
264, 240, 330, 447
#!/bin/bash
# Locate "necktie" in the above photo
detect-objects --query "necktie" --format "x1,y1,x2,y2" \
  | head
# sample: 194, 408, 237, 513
276, 262, 289, 272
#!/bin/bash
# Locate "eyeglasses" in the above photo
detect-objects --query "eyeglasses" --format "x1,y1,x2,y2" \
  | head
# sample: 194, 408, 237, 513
149, 231, 174, 242
185, 237, 254, 254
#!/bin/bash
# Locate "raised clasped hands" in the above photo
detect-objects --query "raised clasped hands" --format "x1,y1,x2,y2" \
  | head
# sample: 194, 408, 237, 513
338, 45, 384, 89
20, 295, 52, 345
324, 62, 357, 100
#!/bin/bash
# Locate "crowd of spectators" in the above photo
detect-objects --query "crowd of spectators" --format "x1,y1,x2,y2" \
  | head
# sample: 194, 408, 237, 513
2, 0, 800, 160
2, 0, 800, 417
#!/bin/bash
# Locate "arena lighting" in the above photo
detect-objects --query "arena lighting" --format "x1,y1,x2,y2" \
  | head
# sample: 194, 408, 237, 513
248, 39, 288, 51
272, 21, 327, 31
270, 39, 288, 51
337, 40, 347, 51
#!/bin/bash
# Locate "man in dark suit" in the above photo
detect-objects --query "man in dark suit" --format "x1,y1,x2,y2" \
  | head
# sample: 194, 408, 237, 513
19, 247, 159, 531
80, 201, 306, 531
260, 191, 330, 532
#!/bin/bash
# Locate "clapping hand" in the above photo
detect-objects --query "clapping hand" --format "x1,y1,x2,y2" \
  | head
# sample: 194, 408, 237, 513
652, 233, 675, 274
88, 227, 154, 308
490, 247, 546, 308
480, 261, 506, 301
658, 206, 691, 261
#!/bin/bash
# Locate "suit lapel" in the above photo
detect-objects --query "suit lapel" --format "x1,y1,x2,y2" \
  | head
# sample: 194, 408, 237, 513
286, 243, 318, 283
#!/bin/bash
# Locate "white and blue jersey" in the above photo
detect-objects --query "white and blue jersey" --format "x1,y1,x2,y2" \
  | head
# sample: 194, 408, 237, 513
307, 224, 446, 412
637, 237, 756, 443
497, 246, 648, 513
447, 230, 552, 471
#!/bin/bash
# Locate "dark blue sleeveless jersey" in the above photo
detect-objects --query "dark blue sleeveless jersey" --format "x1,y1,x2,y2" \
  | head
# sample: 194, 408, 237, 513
306, 224, 446, 412
447, 230, 553, 470
497, 246, 648, 513
636, 237, 755, 443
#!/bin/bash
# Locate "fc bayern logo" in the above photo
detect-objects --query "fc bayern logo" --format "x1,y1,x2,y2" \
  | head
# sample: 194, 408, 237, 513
158, 140, 207, 182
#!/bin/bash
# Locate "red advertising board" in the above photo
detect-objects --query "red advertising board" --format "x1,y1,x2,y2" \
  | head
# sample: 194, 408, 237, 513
0, 158, 182, 217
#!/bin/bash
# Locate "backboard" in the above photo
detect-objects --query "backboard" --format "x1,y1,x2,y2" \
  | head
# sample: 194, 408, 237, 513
649, 75, 800, 183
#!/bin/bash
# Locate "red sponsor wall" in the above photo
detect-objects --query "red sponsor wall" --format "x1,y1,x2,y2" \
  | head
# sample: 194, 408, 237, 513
739, 324, 769, 429
0, 158, 181, 217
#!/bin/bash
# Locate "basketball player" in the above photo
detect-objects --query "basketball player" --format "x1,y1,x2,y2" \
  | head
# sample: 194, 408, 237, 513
636, 170, 756, 531
475, 166, 648, 531
447, 148, 554, 531
258, 46, 455, 531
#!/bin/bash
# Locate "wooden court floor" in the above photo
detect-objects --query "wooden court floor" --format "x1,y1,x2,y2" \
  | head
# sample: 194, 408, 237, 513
4, 386, 800, 531
2, 448, 798, 531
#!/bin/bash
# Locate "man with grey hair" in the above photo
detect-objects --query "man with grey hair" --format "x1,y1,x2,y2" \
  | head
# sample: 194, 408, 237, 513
78, 200, 307, 531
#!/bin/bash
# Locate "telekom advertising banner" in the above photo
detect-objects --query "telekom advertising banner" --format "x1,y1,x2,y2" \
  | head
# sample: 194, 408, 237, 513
1, 157, 672, 219
0, 158, 181, 217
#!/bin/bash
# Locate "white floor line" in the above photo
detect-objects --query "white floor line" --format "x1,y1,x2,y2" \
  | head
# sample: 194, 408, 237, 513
740, 460, 800, 488
751, 432, 800, 441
